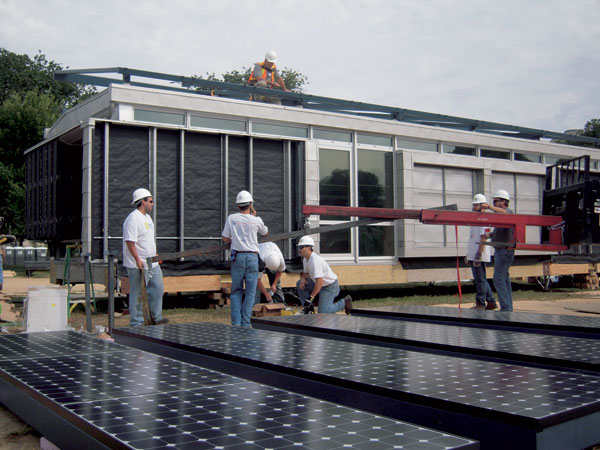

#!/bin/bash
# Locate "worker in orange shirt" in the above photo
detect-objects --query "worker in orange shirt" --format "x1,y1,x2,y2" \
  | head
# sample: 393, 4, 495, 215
248, 50, 290, 104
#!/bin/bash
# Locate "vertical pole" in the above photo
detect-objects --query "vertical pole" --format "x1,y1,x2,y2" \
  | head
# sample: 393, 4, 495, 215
107, 253, 115, 334
103, 123, 110, 260
179, 130, 185, 255
248, 135, 253, 194
83, 253, 92, 332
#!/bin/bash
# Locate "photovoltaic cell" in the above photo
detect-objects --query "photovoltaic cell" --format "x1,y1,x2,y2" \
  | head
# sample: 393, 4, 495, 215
0, 331, 477, 450
252, 314, 600, 373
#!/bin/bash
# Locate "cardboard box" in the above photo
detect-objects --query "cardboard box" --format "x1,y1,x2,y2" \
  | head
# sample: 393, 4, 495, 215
252, 303, 285, 317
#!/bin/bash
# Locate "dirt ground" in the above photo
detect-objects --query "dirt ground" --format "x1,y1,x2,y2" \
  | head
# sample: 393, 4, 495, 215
1, 271, 600, 449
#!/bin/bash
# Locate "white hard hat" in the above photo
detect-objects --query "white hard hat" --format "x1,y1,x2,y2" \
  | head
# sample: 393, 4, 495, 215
264, 253, 280, 271
472, 194, 487, 204
297, 236, 315, 247
236, 190, 253, 205
265, 50, 277, 63
131, 188, 152, 204
493, 189, 510, 201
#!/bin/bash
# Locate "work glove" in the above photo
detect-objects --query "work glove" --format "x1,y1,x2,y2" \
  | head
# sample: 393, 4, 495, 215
464, 255, 469, 265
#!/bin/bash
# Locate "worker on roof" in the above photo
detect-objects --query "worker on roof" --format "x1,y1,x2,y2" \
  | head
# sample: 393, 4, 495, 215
481, 189, 515, 312
222, 191, 268, 327
296, 235, 353, 314
248, 50, 290, 104
123, 188, 168, 326
466, 194, 497, 310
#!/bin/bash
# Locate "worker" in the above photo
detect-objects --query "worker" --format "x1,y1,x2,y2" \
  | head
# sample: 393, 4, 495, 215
222, 190, 268, 327
122, 188, 168, 326
465, 194, 497, 310
248, 50, 290, 104
296, 236, 353, 314
255, 242, 286, 304
481, 189, 514, 311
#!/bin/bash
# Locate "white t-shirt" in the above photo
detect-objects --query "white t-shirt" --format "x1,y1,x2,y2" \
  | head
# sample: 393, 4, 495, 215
466, 226, 492, 262
123, 209, 158, 269
222, 213, 268, 252
258, 242, 286, 272
303, 252, 337, 287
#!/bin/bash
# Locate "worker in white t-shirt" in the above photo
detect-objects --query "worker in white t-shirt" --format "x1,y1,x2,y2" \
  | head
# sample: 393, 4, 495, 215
296, 236, 352, 314
222, 190, 268, 327
465, 194, 497, 310
122, 188, 167, 326
255, 241, 286, 304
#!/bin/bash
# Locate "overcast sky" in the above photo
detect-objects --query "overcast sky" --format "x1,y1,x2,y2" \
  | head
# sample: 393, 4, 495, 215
1, 0, 599, 133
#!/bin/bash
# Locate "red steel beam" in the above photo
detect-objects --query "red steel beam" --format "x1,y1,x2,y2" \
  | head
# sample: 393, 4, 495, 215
302, 205, 568, 252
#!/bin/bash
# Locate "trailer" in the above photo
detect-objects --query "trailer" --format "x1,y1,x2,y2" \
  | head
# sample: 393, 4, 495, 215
24, 68, 600, 293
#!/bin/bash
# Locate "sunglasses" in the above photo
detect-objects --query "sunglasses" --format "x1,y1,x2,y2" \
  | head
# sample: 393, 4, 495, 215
298, 246, 308, 250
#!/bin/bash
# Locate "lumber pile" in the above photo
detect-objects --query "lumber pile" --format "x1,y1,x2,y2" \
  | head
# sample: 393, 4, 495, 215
573, 268, 599, 290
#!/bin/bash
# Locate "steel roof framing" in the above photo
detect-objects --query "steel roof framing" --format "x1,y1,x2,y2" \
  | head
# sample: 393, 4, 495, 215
55, 67, 600, 147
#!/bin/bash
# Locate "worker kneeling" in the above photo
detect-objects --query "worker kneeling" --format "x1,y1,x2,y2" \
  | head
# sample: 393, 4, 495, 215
296, 236, 352, 314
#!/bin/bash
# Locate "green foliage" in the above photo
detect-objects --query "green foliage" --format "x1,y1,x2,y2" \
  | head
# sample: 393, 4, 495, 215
0, 48, 96, 237
0, 49, 95, 109
555, 118, 600, 147
200, 65, 309, 92
582, 118, 600, 139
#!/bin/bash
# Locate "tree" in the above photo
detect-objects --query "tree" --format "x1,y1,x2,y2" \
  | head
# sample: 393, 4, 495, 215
201, 66, 309, 93
0, 49, 95, 109
0, 48, 96, 237
582, 119, 600, 139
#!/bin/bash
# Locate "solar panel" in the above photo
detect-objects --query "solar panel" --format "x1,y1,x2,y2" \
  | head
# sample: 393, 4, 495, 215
252, 314, 600, 373
351, 305, 600, 338
0, 331, 477, 449
113, 322, 600, 449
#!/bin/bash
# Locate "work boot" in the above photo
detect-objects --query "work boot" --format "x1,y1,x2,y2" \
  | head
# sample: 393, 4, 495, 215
154, 318, 170, 325
485, 302, 498, 310
343, 295, 353, 314
471, 304, 486, 310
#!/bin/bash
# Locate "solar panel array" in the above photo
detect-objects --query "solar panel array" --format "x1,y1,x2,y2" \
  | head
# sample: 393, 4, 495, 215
114, 322, 600, 449
252, 314, 600, 372
0, 331, 477, 449
351, 304, 600, 338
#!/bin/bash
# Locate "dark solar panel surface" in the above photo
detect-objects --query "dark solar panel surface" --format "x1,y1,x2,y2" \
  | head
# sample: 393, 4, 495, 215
351, 305, 600, 337
252, 314, 600, 372
116, 323, 600, 428
0, 331, 476, 449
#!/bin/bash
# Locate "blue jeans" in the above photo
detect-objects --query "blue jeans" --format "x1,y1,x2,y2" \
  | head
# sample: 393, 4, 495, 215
231, 252, 259, 327
127, 265, 164, 327
470, 262, 495, 305
296, 278, 344, 314
493, 249, 514, 311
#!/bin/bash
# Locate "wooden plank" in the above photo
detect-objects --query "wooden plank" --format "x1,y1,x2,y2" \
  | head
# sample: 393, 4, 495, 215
162, 275, 221, 293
